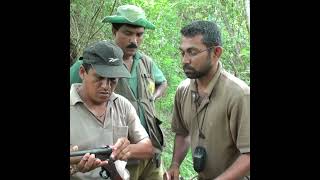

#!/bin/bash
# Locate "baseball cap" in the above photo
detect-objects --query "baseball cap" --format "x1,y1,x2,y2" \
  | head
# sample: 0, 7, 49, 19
81, 40, 131, 78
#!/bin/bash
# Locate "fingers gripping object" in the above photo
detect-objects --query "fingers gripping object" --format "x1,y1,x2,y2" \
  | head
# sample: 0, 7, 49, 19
70, 146, 123, 180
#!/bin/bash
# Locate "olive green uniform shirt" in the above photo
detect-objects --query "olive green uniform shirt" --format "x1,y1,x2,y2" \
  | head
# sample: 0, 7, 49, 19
124, 51, 166, 130
172, 62, 250, 179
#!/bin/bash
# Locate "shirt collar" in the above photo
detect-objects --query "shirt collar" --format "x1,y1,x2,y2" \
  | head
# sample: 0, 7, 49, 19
70, 83, 83, 105
133, 51, 142, 60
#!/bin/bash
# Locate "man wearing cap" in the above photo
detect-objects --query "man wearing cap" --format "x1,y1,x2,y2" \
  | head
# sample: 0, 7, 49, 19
70, 40, 154, 180
70, 4, 167, 180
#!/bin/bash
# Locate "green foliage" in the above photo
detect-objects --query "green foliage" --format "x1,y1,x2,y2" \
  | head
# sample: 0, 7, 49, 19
70, 0, 116, 63
71, 0, 250, 178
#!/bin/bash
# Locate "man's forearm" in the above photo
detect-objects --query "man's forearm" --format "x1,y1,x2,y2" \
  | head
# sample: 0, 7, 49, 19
171, 134, 190, 166
215, 153, 250, 180
127, 138, 154, 159
153, 81, 167, 100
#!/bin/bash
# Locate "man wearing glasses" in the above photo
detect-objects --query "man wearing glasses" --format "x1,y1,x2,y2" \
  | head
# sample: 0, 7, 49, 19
164, 21, 250, 180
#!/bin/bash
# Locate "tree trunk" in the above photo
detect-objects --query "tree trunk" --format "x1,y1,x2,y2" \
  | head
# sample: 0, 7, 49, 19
244, 0, 250, 33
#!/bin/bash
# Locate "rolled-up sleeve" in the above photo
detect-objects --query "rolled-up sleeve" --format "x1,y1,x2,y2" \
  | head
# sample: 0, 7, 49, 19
171, 86, 189, 136
126, 102, 149, 143
151, 62, 166, 84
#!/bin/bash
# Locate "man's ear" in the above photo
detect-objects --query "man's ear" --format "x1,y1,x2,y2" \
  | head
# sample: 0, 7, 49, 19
79, 65, 86, 80
112, 27, 117, 37
213, 46, 223, 58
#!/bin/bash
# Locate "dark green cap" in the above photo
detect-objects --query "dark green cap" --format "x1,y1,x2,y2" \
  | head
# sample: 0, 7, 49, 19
82, 40, 131, 78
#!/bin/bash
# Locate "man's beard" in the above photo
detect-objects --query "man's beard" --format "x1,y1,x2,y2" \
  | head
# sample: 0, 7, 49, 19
183, 58, 212, 79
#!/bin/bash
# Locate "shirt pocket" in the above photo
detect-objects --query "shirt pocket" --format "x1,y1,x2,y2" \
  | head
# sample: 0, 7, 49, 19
141, 73, 155, 96
113, 126, 129, 144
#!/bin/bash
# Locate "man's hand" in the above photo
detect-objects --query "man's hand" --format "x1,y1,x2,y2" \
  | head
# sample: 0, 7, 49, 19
75, 153, 108, 173
70, 145, 80, 175
70, 145, 81, 165
70, 145, 79, 165
163, 162, 180, 180
70, 145, 108, 175
70, 145, 78, 151
110, 137, 130, 161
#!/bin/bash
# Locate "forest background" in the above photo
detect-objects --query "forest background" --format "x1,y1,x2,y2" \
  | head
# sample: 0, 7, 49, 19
70, 0, 250, 178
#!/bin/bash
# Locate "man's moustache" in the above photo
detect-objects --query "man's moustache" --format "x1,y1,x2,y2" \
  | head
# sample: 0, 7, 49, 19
127, 43, 138, 48
183, 64, 195, 71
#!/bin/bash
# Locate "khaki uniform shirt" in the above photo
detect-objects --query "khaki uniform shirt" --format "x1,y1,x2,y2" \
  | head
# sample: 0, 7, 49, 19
70, 83, 148, 180
172, 62, 250, 179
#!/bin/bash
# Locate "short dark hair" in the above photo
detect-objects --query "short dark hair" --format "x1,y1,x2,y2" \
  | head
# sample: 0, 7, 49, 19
82, 63, 92, 73
180, 20, 222, 47
112, 23, 144, 31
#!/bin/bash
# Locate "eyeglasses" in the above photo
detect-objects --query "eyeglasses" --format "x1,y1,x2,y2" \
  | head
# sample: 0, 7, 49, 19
180, 46, 215, 59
